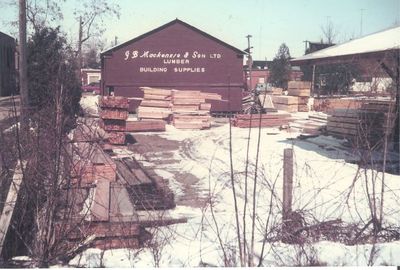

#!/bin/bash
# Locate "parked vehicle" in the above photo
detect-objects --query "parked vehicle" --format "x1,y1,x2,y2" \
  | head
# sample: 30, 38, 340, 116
82, 81, 100, 94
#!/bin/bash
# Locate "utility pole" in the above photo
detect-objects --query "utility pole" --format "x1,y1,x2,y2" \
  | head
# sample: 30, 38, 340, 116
246, 35, 253, 98
78, 16, 83, 72
114, 36, 118, 46
19, 0, 28, 132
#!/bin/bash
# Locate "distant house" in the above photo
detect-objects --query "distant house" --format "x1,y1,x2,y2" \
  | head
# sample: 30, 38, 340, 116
0, 32, 16, 97
101, 19, 245, 112
305, 41, 335, 55
80, 68, 101, 86
244, 60, 303, 90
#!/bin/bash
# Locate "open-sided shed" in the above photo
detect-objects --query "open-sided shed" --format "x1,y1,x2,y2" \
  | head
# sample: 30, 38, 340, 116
101, 19, 245, 112
291, 25, 400, 152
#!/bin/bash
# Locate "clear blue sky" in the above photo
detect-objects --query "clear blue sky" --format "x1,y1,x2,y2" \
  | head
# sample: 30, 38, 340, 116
1, 0, 399, 59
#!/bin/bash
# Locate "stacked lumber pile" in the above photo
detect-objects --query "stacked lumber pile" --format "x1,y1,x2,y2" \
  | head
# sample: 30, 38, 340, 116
136, 87, 221, 130
327, 107, 395, 146
291, 112, 327, 135
126, 120, 166, 132
64, 142, 179, 249
70, 143, 117, 221
137, 88, 172, 120
287, 81, 311, 112
171, 90, 213, 129
116, 157, 175, 210
313, 98, 363, 113
360, 100, 396, 113
99, 96, 129, 145
63, 142, 147, 249
270, 87, 283, 95
272, 95, 299, 113
231, 112, 291, 128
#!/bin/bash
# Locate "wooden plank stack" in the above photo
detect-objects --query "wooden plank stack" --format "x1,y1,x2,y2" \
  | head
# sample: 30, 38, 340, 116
287, 81, 311, 97
291, 112, 328, 135
136, 87, 221, 130
231, 112, 291, 128
272, 95, 299, 113
137, 88, 172, 120
287, 81, 311, 112
327, 106, 396, 147
270, 87, 283, 95
313, 98, 363, 113
70, 143, 117, 221
171, 90, 214, 129
126, 120, 166, 132
99, 96, 129, 145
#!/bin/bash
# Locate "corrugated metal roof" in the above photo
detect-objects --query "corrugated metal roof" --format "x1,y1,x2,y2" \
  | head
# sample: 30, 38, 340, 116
291, 25, 400, 64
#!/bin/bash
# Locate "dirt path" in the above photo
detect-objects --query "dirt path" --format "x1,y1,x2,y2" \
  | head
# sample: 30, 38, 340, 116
128, 134, 209, 208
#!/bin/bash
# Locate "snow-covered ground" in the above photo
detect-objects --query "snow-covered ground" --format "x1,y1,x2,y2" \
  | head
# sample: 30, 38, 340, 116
72, 96, 400, 267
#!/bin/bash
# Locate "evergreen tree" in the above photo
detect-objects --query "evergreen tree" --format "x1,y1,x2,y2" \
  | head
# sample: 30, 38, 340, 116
27, 26, 81, 132
269, 43, 291, 89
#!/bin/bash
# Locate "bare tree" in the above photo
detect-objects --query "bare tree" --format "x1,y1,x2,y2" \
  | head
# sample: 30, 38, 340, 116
74, 0, 120, 70
4, 0, 65, 35
26, 0, 65, 33
320, 20, 338, 44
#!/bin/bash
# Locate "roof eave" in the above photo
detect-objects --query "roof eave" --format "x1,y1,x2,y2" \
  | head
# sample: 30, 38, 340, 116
290, 49, 397, 66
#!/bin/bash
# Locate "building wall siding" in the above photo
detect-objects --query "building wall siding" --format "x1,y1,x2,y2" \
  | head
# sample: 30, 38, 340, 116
0, 32, 16, 97
102, 21, 244, 112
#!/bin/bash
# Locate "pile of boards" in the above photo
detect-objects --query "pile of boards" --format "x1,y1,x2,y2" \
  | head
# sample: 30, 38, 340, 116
272, 81, 311, 113
290, 112, 328, 136
63, 142, 144, 249
99, 96, 129, 144
313, 98, 363, 113
116, 157, 175, 211
327, 100, 396, 146
136, 87, 221, 130
61, 139, 178, 249
231, 112, 291, 128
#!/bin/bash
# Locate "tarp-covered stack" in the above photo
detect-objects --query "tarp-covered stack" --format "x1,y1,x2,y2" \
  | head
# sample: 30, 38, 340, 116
99, 96, 129, 145
231, 113, 291, 128
287, 81, 311, 112
137, 87, 221, 130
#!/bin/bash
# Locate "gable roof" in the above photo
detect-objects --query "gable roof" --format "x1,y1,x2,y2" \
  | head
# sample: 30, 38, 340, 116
101, 19, 245, 56
291, 25, 400, 65
0, 31, 15, 42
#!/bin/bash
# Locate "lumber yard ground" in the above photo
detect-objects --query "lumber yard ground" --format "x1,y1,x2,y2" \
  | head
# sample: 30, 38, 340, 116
67, 93, 400, 267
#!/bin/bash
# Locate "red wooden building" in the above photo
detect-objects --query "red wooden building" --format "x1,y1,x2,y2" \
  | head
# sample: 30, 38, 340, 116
80, 68, 101, 86
101, 19, 245, 112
